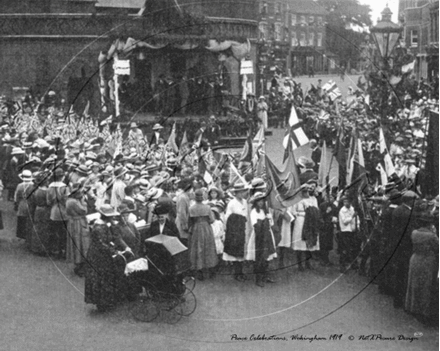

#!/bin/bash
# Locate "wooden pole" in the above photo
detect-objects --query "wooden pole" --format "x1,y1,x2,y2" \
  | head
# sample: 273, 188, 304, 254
113, 53, 120, 118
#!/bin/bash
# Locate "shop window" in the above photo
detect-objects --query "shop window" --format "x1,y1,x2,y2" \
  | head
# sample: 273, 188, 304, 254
274, 23, 283, 41
291, 32, 298, 46
411, 30, 418, 47
300, 32, 306, 46
309, 32, 314, 46
259, 22, 269, 40
291, 14, 297, 26
317, 32, 323, 47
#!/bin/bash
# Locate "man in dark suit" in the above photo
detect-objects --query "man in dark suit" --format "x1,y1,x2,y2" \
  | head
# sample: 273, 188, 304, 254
389, 190, 417, 308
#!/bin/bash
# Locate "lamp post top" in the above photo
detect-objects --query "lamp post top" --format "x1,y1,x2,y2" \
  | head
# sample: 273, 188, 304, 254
381, 6, 393, 22
371, 6, 402, 32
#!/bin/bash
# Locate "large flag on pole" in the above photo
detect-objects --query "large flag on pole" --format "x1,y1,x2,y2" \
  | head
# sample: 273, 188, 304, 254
252, 124, 265, 155
333, 124, 346, 187
228, 156, 247, 186
318, 140, 329, 189
239, 132, 253, 163
379, 127, 395, 177
265, 147, 301, 210
346, 137, 367, 191
282, 105, 309, 162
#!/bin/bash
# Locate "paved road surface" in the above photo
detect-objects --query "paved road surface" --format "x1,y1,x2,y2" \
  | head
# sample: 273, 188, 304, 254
1, 127, 438, 351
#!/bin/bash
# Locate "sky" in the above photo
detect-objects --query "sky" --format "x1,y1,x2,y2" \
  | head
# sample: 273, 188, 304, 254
360, 0, 400, 24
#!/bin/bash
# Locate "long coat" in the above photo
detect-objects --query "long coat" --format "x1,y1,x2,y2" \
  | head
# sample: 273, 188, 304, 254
390, 204, 416, 307
30, 187, 51, 254
319, 200, 338, 251
14, 181, 36, 240
84, 221, 128, 308
188, 203, 218, 270
405, 227, 439, 317
66, 197, 90, 265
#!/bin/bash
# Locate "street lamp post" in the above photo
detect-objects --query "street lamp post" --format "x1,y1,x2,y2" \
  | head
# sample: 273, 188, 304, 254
370, 6, 403, 128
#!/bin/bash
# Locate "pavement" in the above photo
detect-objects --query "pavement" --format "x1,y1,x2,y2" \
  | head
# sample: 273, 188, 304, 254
1, 116, 439, 351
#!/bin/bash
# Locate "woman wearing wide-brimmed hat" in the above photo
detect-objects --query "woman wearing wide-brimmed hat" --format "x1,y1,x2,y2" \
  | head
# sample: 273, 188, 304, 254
246, 191, 277, 287
223, 181, 251, 282
29, 171, 51, 256
188, 189, 218, 280
65, 182, 90, 277
14, 169, 36, 244
84, 204, 131, 312
46, 167, 70, 258
291, 183, 319, 271
8, 146, 26, 201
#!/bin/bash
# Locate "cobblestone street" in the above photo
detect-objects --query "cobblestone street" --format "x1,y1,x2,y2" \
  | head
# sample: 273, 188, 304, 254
1, 128, 438, 351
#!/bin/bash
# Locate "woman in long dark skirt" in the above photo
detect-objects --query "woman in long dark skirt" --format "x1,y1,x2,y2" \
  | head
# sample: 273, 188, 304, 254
30, 172, 51, 255
405, 209, 439, 326
84, 204, 130, 312
188, 189, 218, 280
14, 170, 36, 245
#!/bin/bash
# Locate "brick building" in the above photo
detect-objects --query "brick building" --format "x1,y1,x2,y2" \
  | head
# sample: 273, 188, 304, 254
256, 0, 327, 92
0, 0, 258, 115
426, 0, 439, 81
403, 1, 430, 79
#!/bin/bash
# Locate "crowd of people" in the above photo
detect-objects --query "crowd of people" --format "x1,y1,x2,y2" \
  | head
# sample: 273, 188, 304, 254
0, 70, 438, 324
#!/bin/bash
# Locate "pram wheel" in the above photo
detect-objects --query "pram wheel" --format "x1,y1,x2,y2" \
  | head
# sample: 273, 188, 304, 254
177, 288, 197, 317
131, 296, 159, 322
182, 276, 196, 292
160, 295, 183, 324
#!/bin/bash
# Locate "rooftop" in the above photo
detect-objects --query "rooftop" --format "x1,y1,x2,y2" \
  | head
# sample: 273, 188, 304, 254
96, 0, 144, 8
288, 0, 328, 16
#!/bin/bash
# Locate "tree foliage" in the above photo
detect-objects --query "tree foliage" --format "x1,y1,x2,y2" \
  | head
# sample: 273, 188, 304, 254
317, 0, 372, 27
317, 0, 372, 68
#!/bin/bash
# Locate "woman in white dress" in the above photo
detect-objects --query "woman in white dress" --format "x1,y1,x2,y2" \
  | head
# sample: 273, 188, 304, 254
278, 204, 295, 268
246, 192, 277, 287
291, 184, 319, 270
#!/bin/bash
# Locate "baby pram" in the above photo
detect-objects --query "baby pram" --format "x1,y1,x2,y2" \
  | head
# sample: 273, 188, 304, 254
126, 234, 196, 324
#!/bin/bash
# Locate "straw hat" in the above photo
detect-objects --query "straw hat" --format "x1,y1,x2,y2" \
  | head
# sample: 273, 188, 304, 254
98, 204, 120, 217
249, 191, 267, 203
251, 178, 267, 191
231, 181, 248, 193
19, 170, 34, 181
152, 123, 164, 131
208, 186, 224, 199
146, 187, 164, 200
11, 147, 25, 155
76, 165, 91, 176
